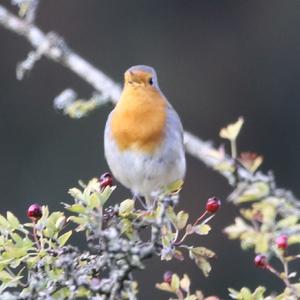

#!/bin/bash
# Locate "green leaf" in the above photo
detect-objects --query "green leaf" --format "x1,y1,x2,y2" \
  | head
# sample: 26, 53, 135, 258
66, 204, 86, 214
43, 212, 65, 238
89, 192, 101, 208
3, 245, 28, 259
252, 286, 267, 298
175, 211, 189, 230
224, 217, 250, 239
119, 199, 135, 217
190, 247, 216, 258
228, 286, 266, 300
219, 117, 244, 141
254, 233, 269, 253
287, 234, 300, 245
68, 187, 84, 201
228, 288, 239, 299
164, 179, 184, 194
276, 216, 299, 228
236, 182, 270, 203
55, 216, 66, 230
6, 212, 20, 230
170, 274, 180, 290
68, 216, 86, 224
99, 186, 115, 205
194, 224, 211, 235
52, 287, 71, 299
155, 282, 174, 293
0, 215, 10, 230
26, 256, 40, 269
58, 230, 72, 246
0, 270, 14, 283
195, 257, 211, 277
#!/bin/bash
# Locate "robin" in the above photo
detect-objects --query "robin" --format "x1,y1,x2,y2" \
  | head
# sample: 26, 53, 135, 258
104, 65, 186, 207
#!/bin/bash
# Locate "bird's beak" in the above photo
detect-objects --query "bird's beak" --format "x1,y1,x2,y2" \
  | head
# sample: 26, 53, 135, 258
125, 71, 146, 86
129, 71, 141, 84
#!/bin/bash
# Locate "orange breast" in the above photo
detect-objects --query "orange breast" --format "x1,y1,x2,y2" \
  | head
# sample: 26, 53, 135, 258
111, 86, 167, 153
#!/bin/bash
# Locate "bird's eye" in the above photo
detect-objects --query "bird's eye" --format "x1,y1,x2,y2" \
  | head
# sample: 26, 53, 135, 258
149, 77, 153, 85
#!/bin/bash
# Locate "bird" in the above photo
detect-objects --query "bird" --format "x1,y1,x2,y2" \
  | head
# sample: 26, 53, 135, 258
104, 65, 186, 207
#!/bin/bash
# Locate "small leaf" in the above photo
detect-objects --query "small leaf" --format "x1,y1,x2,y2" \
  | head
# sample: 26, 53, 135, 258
194, 224, 211, 235
164, 179, 184, 194
236, 182, 270, 203
180, 274, 190, 292
155, 282, 174, 293
68, 188, 84, 201
287, 235, 300, 245
119, 199, 135, 217
219, 117, 244, 141
175, 211, 189, 230
18, 3, 29, 17
58, 230, 72, 246
228, 288, 239, 299
224, 217, 250, 239
171, 274, 180, 290
190, 247, 216, 258
68, 216, 86, 225
252, 286, 267, 298
3, 245, 28, 259
0, 270, 14, 283
228, 286, 266, 300
277, 216, 299, 228
89, 193, 100, 208
195, 257, 211, 277
99, 185, 115, 205
52, 287, 71, 298
6, 212, 20, 230
184, 296, 198, 300
254, 233, 269, 253
185, 224, 194, 235
0, 215, 10, 230
55, 216, 66, 230
66, 204, 86, 214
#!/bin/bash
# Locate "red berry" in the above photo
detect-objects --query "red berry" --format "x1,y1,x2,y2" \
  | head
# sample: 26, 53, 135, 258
99, 172, 113, 189
254, 254, 267, 268
163, 271, 173, 284
276, 235, 288, 250
27, 204, 42, 221
206, 197, 221, 213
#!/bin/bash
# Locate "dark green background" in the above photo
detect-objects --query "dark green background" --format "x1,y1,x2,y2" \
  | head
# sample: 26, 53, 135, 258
1, 1, 300, 298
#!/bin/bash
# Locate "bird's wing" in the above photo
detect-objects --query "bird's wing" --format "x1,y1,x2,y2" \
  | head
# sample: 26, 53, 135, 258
166, 102, 184, 143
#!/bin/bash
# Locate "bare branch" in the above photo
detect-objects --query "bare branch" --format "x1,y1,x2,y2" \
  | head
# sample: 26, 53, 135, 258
0, 4, 219, 171
0, 5, 122, 103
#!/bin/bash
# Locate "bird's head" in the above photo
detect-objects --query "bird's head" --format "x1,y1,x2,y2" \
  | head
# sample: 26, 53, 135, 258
124, 65, 159, 90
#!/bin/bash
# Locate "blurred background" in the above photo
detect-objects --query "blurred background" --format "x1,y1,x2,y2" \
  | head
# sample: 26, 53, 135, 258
1, 0, 300, 298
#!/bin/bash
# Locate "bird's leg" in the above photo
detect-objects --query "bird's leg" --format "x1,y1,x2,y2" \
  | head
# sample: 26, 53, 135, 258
133, 193, 148, 210
145, 195, 158, 211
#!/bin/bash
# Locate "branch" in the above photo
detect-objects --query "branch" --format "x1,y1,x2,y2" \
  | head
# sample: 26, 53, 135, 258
1, 4, 300, 213
0, 4, 122, 103
0, 4, 230, 173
